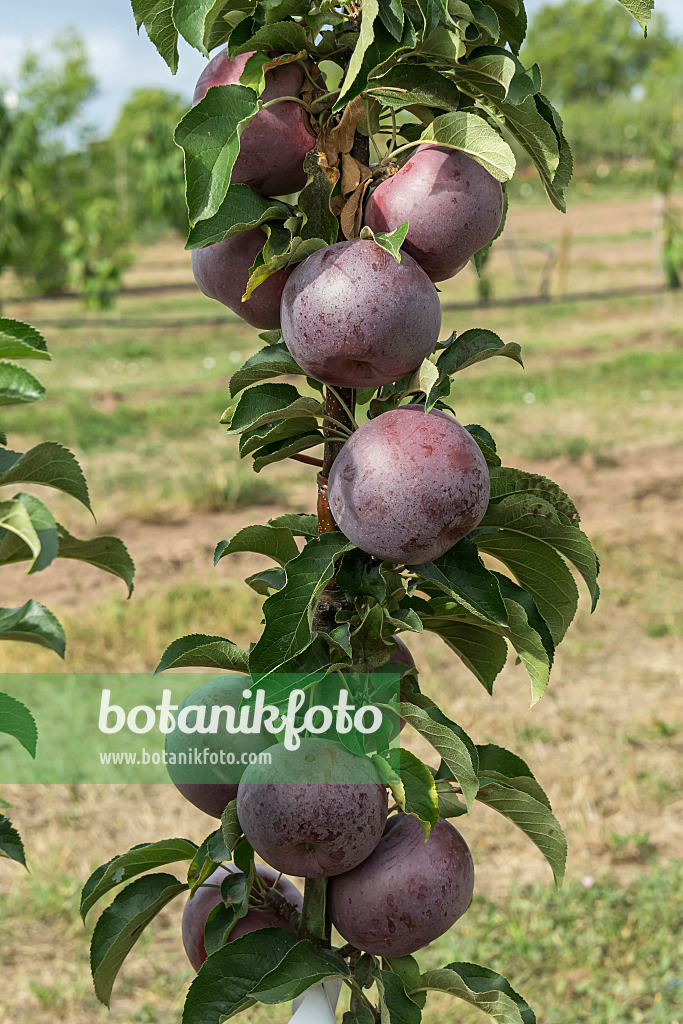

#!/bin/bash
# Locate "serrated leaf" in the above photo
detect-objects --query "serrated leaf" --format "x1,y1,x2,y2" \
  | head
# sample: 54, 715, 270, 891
0, 499, 41, 567
0, 319, 50, 361
0, 600, 65, 657
388, 747, 439, 834
476, 743, 551, 809
0, 493, 58, 573
475, 532, 578, 645
377, 0, 404, 40
186, 185, 290, 248
229, 343, 304, 397
376, 967, 423, 1023
488, 467, 580, 525
399, 702, 478, 809
268, 513, 319, 537
0, 442, 92, 512
0, 816, 27, 868
0, 363, 45, 406
232, 20, 310, 55
249, 533, 352, 675
436, 328, 523, 375
214, 524, 299, 567
299, 152, 339, 245
239, 417, 321, 458
412, 538, 508, 626
368, 63, 461, 111
155, 634, 249, 673
81, 838, 198, 921
251, 942, 350, 1003
175, 84, 260, 225
455, 48, 517, 102
90, 873, 188, 1007
131, 0, 179, 73
477, 779, 566, 884
182, 928, 299, 1023
221, 799, 243, 854
370, 221, 410, 261
245, 567, 287, 595
500, 597, 550, 705
225, 382, 322, 432
337, 0, 380, 104
484, 94, 564, 210
617, 0, 654, 31
415, 962, 535, 1023
173, 0, 230, 54
418, 615, 508, 692
486, 0, 526, 53
419, 110, 515, 182
480, 494, 598, 608
0, 692, 37, 758
56, 526, 136, 595
252, 430, 325, 471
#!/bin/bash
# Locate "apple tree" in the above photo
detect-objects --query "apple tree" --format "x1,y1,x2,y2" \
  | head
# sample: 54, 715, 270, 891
80, 0, 655, 1020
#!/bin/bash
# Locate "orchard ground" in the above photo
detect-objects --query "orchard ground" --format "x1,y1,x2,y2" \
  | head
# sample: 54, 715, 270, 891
0, 190, 682, 1023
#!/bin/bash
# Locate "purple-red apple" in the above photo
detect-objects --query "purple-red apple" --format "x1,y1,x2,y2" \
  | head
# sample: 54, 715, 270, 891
236, 738, 388, 877
279, 239, 441, 387
328, 406, 490, 564
182, 863, 302, 970
329, 814, 474, 956
191, 227, 292, 329
193, 49, 315, 196
364, 145, 503, 282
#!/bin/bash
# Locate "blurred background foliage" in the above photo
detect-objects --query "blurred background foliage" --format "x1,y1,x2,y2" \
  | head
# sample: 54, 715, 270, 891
0, 0, 681, 307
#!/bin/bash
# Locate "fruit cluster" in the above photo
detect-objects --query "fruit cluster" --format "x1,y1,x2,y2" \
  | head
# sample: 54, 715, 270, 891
169, 673, 475, 965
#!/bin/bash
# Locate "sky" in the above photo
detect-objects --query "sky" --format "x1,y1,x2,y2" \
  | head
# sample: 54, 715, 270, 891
1, 0, 681, 134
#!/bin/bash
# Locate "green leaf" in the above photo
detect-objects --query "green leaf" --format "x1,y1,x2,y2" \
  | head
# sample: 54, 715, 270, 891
419, 111, 515, 182
0, 442, 92, 513
229, 343, 304, 397
55, 526, 136, 596
299, 152, 339, 245
175, 84, 260, 226
475, 532, 578, 645
90, 873, 188, 1007
0, 816, 27, 868
412, 538, 508, 626
239, 417, 322, 458
182, 928, 299, 1023
415, 961, 535, 1023
249, 532, 352, 675
245, 566, 286, 595
418, 614, 508, 692
484, 94, 563, 211
480, 494, 599, 608
221, 799, 243, 854
173, 0, 232, 54
224, 382, 323, 433
0, 319, 50, 361
388, 747, 439, 834
0, 493, 58, 573
268, 513, 319, 537
494, 572, 554, 667
488, 467, 580, 525
370, 221, 410, 262
477, 779, 566, 884
155, 634, 249, 673
214, 524, 299, 567
0, 363, 45, 407
251, 429, 325, 471
399, 702, 478, 809
377, 0, 404, 40
455, 48, 517, 102
367, 63, 462, 110
0, 600, 65, 657
251, 941, 350, 1002
243, 235, 328, 300
232, 20, 310, 55
476, 743, 551, 809
0, 692, 37, 758
81, 838, 197, 921
131, 0, 179, 73
486, 0, 526, 53
186, 185, 290, 248
500, 597, 551, 705
337, 0, 380, 104
436, 328, 523, 375
0, 498, 41, 567
375, 967, 423, 1022
616, 0, 654, 31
